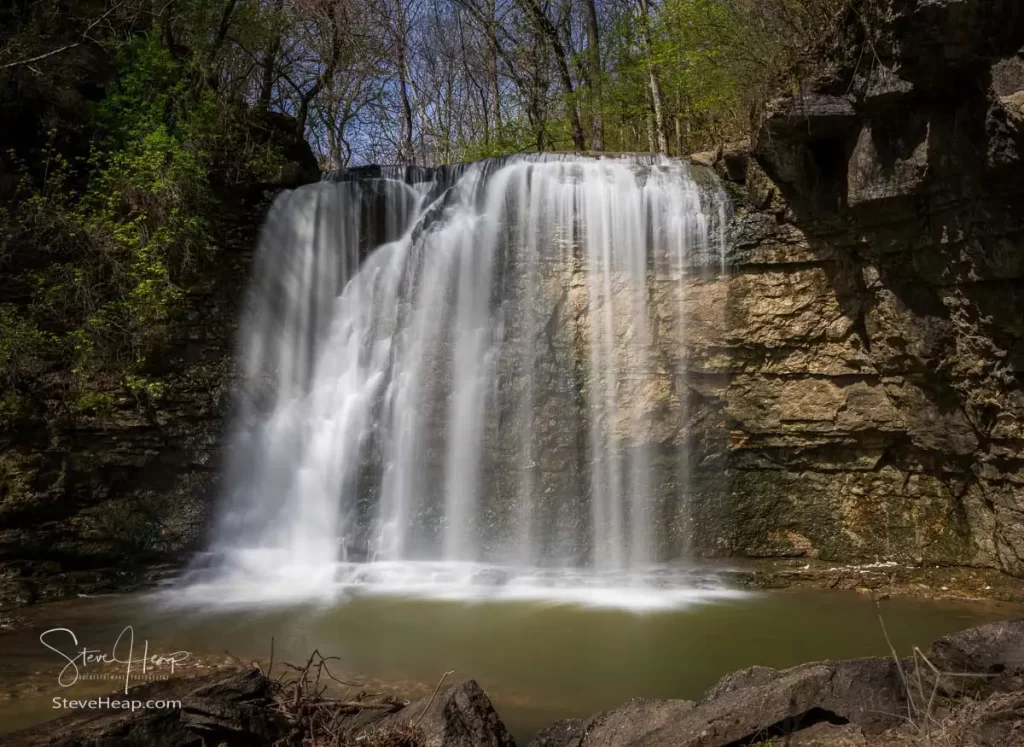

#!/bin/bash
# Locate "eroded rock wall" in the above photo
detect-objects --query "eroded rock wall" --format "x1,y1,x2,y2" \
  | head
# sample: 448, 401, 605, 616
0, 200, 260, 603
688, 0, 1024, 574
4, 0, 1022, 600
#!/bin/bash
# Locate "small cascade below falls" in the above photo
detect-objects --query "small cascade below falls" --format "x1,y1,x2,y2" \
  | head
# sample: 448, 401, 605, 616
187, 155, 735, 609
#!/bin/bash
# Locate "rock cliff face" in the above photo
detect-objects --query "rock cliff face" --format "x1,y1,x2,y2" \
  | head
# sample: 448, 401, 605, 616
0, 22, 320, 603
474, 0, 1024, 578
686, 0, 1024, 575
2, 0, 1021, 599
0, 198, 261, 603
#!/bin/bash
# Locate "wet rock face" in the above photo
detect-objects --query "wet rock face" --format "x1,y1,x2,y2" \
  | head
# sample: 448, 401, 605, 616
683, 0, 1024, 574
0, 198, 265, 607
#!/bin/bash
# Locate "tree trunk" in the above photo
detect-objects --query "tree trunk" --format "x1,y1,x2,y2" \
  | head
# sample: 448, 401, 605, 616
296, 2, 343, 135
647, 67, 668, 154
211, 0, 240, 58
327, 108, 344, 170
636, 0, 667, 154
389, 0, 416, 164
488, 0, 502, 129
397, 39, 415, 164
257, 0, 285, 112
583, 0, 603, 151
519, 0, 585, 151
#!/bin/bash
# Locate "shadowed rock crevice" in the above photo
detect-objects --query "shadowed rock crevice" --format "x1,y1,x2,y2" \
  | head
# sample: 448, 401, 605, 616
724, 706, 850, 747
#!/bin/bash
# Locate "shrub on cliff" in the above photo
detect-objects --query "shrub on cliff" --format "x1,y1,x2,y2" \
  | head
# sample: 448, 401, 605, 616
0, 25, 285, 421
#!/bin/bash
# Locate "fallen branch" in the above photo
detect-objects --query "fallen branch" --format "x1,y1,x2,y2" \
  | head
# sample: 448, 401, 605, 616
414, 670, 454, 727
264, 647, 412, 744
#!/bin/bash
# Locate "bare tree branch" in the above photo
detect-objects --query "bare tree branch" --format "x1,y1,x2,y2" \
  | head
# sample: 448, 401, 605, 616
0, 0, 129, 71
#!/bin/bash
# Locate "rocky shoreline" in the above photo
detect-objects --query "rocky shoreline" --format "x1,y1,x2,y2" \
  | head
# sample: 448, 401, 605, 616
531, 617, 1024, 746
718, 558, 1024, 604
7, 617, 1023, 746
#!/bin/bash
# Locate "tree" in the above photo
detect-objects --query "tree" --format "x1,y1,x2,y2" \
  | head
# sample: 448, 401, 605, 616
635, 0, 667, 154
516, 0, 585, 150
582, 0, 604, 151
256, 0, 286, 113
2, 0, 853, 167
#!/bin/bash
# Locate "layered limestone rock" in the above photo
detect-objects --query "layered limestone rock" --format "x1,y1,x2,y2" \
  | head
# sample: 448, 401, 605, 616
0, 194, 278, 605
688, 0, 1024, 574
3, 0, 1022, 599
441, 0, 1024, 576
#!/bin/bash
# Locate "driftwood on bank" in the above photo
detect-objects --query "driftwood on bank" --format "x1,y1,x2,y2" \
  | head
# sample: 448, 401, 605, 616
261, 646, 416, 745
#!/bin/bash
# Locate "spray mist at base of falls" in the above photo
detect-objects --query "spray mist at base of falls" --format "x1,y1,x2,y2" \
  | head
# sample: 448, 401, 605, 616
180, 154, 736, 610
175, 559, 746, 611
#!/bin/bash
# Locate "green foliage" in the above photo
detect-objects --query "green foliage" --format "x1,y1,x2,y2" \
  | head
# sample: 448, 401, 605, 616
0, 391, 27, 428
70, 389, 116, 416
657, 1, 738, 114
2, 32, 284, 419
0, 305, 51, 380
655, 0, 850, 149
510, 0, 851, 155
123, 374, 165, 399
13, 40, 213, 389
458, 121, 540, 162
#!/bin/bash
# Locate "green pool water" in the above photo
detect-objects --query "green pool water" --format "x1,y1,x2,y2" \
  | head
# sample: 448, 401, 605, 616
0, 588, 1019, 742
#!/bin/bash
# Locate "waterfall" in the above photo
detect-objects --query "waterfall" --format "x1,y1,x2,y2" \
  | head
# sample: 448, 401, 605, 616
188, 155, 732, 608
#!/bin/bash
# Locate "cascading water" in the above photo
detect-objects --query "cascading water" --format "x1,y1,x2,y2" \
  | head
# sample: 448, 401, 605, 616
184, 155, 737, 609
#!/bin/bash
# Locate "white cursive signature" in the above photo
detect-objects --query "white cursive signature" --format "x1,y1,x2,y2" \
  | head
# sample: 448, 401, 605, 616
39, 627, 190, 694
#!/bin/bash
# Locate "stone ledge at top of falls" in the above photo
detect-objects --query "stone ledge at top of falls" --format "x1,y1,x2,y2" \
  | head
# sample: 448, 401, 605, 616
8, 617, 1024, 747
324, 153, 722, 175
321, 153, 725, 197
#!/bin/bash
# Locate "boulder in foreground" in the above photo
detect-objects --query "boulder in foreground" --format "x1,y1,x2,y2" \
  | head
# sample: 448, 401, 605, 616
365, 679, 517, 747
531, 618, 1024, 747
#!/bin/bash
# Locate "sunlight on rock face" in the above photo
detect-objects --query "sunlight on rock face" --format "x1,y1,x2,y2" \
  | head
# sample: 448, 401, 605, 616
183, 154, 730, 608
